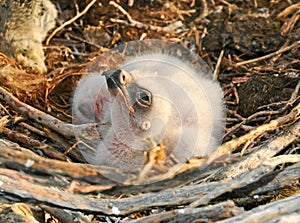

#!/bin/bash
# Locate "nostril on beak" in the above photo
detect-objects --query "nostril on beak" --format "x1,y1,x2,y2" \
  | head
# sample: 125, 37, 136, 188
104, 69, 135, 113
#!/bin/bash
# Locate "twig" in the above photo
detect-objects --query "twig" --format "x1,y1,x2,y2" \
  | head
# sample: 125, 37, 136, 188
211, 102, 300, 161
109, 1, 133, 22
19, 122, 47, 137
0, 87, 75, 136
250, 162, 300, 195
218, 195, 300, 223
277, 3, 300, 19
1, 127, 66, 160
280, 9, 300, 36
0, 86, 98, 138
0, 140, 116, 184
262, 155, 300, 167
213, 50, 224, 80
46, 0, 97, 45
109, 1, 182, 33
211, 120, 300, 181
224, 80, 300, 140
235, 40, 300, 66
189, 154, 300, 208
128, 201, 243, 223
1, 149, 299, 215
290, 79, 300, 101
128, 0, 134, 7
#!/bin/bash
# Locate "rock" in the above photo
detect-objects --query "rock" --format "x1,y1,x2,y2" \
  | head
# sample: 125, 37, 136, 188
0, 0, 57, 73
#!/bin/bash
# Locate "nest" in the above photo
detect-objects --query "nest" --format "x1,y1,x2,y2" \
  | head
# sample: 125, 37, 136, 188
0, 0, 299, 222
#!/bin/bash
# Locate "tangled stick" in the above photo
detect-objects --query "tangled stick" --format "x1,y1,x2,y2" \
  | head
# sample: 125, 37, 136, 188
46, 0, 97, 45
236, 40, 300, 66
0, 87, 98, 137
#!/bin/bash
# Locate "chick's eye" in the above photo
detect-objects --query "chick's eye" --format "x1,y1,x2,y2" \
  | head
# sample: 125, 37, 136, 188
136, 89, 152, 108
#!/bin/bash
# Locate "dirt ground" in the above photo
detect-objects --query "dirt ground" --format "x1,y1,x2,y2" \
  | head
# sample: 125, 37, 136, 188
0, 0, 299, 222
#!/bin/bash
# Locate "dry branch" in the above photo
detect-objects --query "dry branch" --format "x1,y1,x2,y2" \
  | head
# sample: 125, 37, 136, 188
0, 86, 102, 138
210, 103, 300, 162
128, 201, 243, 223
1, 137, 299, 216
210, 119, 300, 181
0, 139, 116, 185
46, 0, 97, 45
109, 1, 183, 33
218, 195, 300, 223
251, 162, 300, 196
235, 40, 300, 66
1, 126, 66, 160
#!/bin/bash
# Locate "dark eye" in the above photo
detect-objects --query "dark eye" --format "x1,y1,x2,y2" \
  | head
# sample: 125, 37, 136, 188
136, 89, 152, 108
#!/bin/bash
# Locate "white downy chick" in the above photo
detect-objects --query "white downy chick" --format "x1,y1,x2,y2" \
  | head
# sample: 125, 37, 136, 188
72, 40, 224, 173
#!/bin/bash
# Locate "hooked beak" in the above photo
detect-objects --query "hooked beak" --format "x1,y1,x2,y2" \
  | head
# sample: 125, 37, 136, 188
104, 69, 135, 113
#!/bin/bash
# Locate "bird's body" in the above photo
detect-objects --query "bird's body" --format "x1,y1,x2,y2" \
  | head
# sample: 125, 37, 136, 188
72, 40, 224, 172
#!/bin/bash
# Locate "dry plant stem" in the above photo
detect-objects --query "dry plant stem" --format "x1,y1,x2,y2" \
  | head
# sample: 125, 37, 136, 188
199, 0, 209, 18
109, 1, 132, 21
5, 203, 41, 223
0, 116, 9, 128
213, 49, 224, 80
291, 79, 300, 100
46, 0, 97, 45
67, 181, 115, 193
280, 10, 300, 36
218, 194, 300, 223
19, 122, 47, 137
262, 155, 300, 167
235, 40, 300, 66
277, 3, 300, 19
